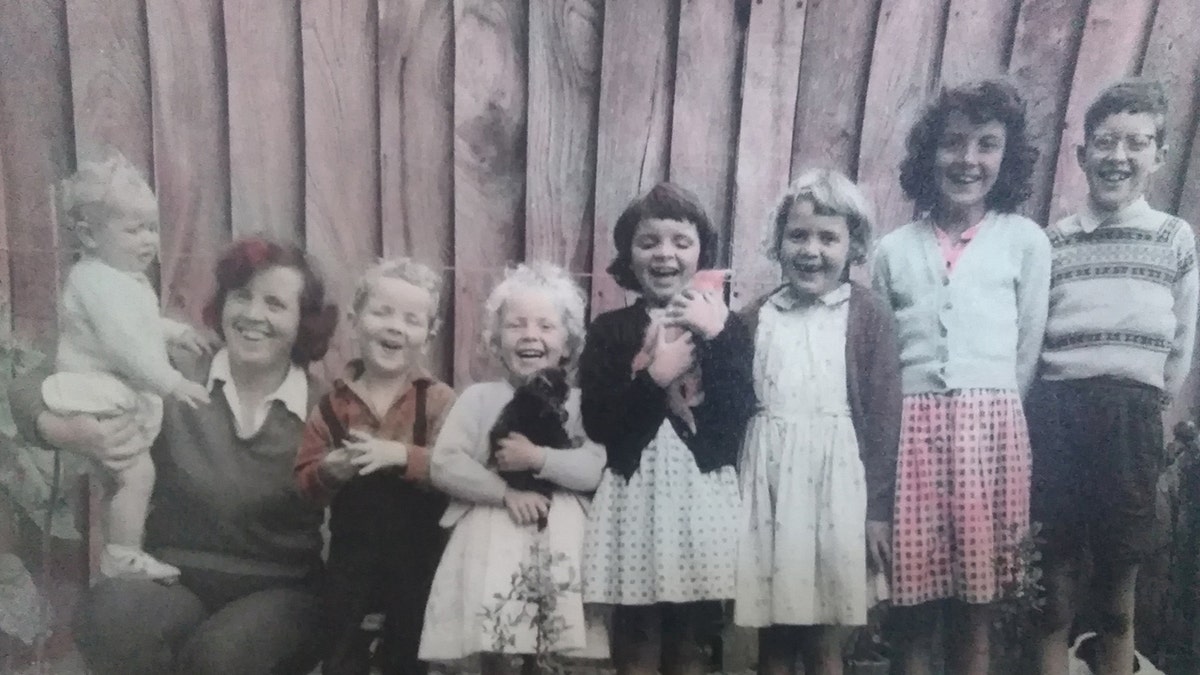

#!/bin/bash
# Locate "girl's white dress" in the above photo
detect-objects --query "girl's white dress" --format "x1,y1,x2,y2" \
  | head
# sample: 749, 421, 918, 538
582, 420, 741, 604
735, 284, 870, 627
419, 382, 608, 661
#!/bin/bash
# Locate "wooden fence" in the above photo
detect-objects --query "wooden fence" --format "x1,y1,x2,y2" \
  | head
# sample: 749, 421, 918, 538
2, 0, 1200, 408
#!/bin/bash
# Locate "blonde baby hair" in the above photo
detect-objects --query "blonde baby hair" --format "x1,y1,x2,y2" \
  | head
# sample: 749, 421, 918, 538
765, 167, 875, 266
481, 261, 587, 371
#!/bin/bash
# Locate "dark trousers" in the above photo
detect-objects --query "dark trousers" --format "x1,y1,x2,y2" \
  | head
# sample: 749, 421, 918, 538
322, 479, 448, 675
74, 567, 322, 675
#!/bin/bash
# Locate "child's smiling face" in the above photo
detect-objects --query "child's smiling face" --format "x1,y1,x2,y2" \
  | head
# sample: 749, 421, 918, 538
629, 218, 701, 306
1077, 111, 1164, 213
498, 289, 568, 380
352, 276, 435, 379
779, 199, 851, 300
934, 110, 1006, 215
82, 211, 160, 274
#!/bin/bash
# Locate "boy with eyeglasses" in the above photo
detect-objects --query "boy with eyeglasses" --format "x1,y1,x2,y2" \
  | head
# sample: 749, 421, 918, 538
1028, 79, 1199, 675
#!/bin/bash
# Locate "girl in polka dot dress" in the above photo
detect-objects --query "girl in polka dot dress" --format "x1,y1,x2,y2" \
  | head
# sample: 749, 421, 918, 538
870, 80, 1051, 675
735, 168, 902, 675
579, 182, 756, 675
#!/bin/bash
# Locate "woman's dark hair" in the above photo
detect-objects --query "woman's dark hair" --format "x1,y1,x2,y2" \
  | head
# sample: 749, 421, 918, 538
607, 182, 719, 291
899, 80, 1038, 214
202, 237, 338, 365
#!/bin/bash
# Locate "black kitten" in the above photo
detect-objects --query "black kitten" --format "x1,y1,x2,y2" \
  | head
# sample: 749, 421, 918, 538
489, 367, 572, 530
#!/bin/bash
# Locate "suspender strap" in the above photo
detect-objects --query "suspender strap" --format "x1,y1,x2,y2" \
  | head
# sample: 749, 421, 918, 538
319, 394, 348, 447
413, 379, 430, 447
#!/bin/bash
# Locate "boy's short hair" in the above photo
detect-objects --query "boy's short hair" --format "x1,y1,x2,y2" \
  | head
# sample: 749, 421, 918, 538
765, 167, 875, 266
482, 261, 588, 371
1084, 79, 1169, 146
59, 152, 158, 229
899, 79, 1038, 214
352, 257, 443, 321
607, 182, 719, 291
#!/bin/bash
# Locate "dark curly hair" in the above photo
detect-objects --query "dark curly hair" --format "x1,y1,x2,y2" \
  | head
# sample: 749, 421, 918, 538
899, 80, 1038, 214
607, 182, 719, 292
202, 237, 339, 365
1084, 79, 1168, 146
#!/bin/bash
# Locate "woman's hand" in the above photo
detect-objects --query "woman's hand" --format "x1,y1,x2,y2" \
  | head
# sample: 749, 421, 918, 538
36, 411, 142, 472
646, 329, 696, 388
169, 328, 218, 357
344, 429, 408, 475
171, 380, 211, 408
866, 520, 892, 574
664, 288, 729, 340
495, 433, 546, 472
503, 489, 551, 526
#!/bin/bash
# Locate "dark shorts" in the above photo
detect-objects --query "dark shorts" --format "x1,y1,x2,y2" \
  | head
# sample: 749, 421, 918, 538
1027, 377, 1165, 564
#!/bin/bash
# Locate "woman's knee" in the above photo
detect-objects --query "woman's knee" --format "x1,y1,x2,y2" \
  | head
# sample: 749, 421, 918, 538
74, 578, 205, 675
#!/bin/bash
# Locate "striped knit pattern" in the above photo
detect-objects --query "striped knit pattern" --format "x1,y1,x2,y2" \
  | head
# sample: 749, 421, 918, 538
1040, 200, 1198, 395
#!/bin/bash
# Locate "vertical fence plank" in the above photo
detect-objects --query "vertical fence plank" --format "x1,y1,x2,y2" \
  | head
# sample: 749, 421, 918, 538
452, 0, 527, 385
1139, 0, 1200, 214
1047, 0, 1157, 223
65, 0, 153, 174
1007, 0, 1089, 224
1180, 114, 1200, 227
589, 0, 674, 316
226, 0, 304, 243
0, 0, 74, 347
0, 144, 10, 348
669, 0, 745, 264
526, 0, 602, 280
728, 0, 808, 309
302, 0, 380, 373
379, 0, 456, 381
147, 0, 230, 324
791, 0, 880, 179
857, 0, 951, 233
937, 0, 1021, 86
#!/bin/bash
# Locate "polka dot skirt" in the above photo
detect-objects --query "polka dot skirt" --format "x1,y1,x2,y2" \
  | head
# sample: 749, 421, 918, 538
890, 390, 1031, 606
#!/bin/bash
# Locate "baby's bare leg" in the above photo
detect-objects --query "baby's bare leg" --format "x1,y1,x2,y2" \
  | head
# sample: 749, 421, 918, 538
104, 450, 154, 547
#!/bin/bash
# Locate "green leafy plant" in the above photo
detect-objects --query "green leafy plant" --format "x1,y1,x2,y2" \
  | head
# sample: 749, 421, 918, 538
479, 539, 579, 674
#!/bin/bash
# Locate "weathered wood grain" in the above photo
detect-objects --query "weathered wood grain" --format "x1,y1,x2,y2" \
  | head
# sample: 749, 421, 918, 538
452, 0, 527, 386
669, 0, 744, 265
1007, 0, 1089, 224
1047, 0, 1157, 223
729, 0, 808, 309
526, 0, 601, 282
0, 0, 74, 346
589, 0, 674, 316
65, 0, 153, 175
857, 0, 951, 233
938, 0, 1022, 86
147, 0, 230, 325
791, 0, 880, 180
1139, 0, 1200, 214
380, 0, 457, 382
302, 0, 380, 373
225, 0, 305, 243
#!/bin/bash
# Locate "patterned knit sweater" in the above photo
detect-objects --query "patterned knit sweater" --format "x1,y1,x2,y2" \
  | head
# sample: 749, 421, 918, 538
1041, 198, 1199, 396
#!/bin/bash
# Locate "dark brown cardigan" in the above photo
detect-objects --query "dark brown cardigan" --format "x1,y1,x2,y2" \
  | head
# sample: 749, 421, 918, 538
739, 282, 902, 521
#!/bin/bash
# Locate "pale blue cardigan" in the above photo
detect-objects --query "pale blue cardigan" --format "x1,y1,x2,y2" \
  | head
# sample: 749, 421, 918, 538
870, 212, 1051, 397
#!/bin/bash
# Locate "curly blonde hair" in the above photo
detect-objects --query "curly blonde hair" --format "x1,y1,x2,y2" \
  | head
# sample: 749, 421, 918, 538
481, 262, 588, 371
59, 152, 158, 232
352, 257, 444, 323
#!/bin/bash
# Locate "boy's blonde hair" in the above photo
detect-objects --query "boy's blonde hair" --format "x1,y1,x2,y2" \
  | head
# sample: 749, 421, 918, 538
59, 152, 158, 232
765, 167, 875, 266
482, 261, 587, 370
352, 257, 443, 323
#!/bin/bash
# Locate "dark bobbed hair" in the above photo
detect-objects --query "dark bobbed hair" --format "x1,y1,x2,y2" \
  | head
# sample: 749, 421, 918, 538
201, 237, 339, 365
607, 182, 719, 292
1084, 78, 1168, 146
899, 79, 1038, 214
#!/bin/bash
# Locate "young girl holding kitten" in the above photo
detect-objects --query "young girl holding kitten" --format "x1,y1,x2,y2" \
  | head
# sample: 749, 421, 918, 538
419, 262, 607, 673
736, 169, 901, 675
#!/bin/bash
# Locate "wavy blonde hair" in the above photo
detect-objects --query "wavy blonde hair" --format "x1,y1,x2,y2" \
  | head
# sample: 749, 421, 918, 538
764, 167, 875, 266
59, 151, 158, 232
481, 261, 588, 371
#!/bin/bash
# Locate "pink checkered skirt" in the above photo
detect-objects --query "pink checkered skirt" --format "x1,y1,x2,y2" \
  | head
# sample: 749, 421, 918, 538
890, 389, 1031, 606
